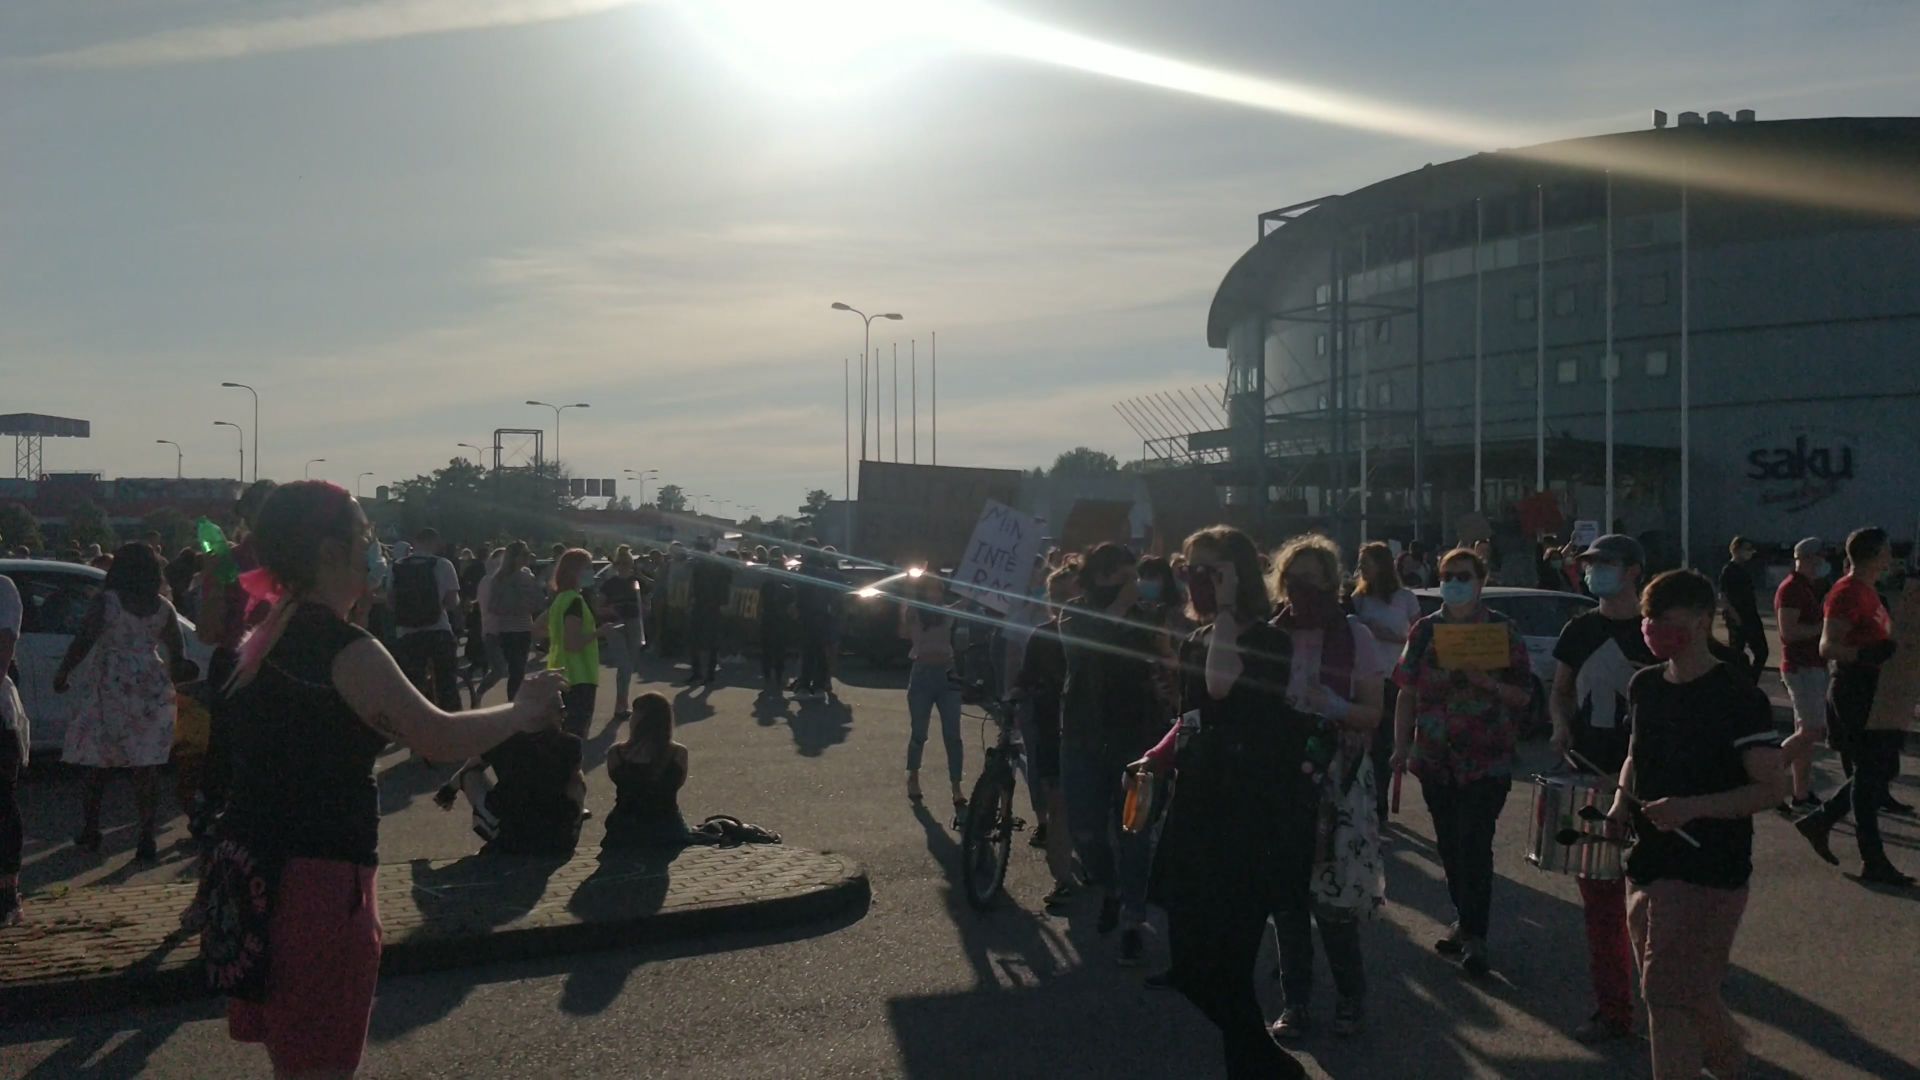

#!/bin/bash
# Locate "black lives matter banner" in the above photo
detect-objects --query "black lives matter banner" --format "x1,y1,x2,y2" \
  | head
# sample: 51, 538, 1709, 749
855, 461, 1022, 569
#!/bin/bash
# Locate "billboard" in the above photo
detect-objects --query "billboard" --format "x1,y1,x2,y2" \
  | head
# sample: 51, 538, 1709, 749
855, 461, 1023, 568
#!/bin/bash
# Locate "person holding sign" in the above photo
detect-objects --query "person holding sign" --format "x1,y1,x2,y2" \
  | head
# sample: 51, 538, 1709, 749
1389, 547, 1533, 976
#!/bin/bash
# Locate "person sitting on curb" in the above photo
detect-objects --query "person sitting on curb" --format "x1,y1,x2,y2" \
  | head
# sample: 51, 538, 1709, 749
437, 725, 587, 855
602, 693, 691, 849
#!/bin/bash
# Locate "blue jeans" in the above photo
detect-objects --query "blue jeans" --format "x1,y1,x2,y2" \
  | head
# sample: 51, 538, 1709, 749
1061, 741, 1152, 922
906, 664, 963, 785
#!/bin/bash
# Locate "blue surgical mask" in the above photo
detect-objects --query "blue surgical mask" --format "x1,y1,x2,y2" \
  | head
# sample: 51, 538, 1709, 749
1439, 578, 1477, 607
1585, 564, 1624, 598
1138, 580, 1164, 603
1812, 560, 1829, 580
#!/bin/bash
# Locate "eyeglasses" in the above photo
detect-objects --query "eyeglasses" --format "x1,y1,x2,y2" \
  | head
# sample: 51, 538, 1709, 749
1440, 570, 1478, 583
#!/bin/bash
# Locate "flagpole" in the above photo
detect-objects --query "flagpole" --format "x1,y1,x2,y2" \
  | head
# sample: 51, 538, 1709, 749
1535, 184, 1546, 494
911, 339, 918, 465
1359, 227, 1370, 543
1604, 171, 1616, 532
1680, 171, 1691, 568
1473, 197, 1484, 511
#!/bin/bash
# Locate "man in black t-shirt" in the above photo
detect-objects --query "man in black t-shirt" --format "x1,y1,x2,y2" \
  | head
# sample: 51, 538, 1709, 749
437, 727, 586, 855
1606, 570, 1794, 1080
1716, 536, 1767, 677
1548, 534, 1653, 1043
685, 538, 733, 686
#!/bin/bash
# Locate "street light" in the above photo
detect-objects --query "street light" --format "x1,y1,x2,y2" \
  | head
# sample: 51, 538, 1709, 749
624, 467, 658, 507
155, 439, 183, 479
831, 303, 903, 464
457, 442, 487, 465
214, 421, 244, 482
304, 458, 327, 480
524, 400, 589, 471
358, 471, 375, 498
219, 382, 258, 482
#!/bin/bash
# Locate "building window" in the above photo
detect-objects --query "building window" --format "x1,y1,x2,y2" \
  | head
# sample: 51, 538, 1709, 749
1642, 272, 1669, 306
1518, 359, 1537, 389
1514, 289, 1536, 322
1553, 286, 1577, 317
1603, 352, 1621, 380
1646, 350, 1670, 377
1315, 284, 1331, 305
1375, 319, 1391, 342
1376, 381, 1393, 406
1557, 357, 1579, 384
1316, 334, 1327, 357
1317, 393, 1329, 410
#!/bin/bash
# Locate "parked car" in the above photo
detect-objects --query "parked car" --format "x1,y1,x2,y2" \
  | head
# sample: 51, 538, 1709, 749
2, 559, 215, 757
1411, 586, 1596, 733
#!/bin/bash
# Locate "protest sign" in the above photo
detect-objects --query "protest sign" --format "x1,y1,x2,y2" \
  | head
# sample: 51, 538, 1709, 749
1570, 520, 1601, 548
1433, 623, 1514, 671
955, 500, 1044, 613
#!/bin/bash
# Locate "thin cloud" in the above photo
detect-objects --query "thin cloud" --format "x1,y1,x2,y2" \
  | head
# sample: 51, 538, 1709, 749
30, 0, 649, 69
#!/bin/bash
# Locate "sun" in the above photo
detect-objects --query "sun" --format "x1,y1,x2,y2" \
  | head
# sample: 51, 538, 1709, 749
672, 0, 974, 98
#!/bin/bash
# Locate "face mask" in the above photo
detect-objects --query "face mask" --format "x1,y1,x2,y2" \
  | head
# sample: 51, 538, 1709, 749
1812, 560, 1829, 580
1641, 618, 1693, 660
1585, 564, 1624, 598
1138, 580, 1164, 603
1549, 557, 1564, 569
1439, 577, 1477, 607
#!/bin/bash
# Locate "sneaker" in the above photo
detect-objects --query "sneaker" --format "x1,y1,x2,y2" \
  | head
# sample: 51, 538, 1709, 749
1794, 813, 1839, 866
906, 772, 924, 804
1118, 927, 1146, 967
1461, 936, 1492, 977
1042, 883, 1076, 910
1433, 921, 1465, 956
1572, 1014, 1631, 1044
1784, 795, 1822, 814
1860, 861, 1917, 887
1882, 795, 1914, 816
1, 902, 20, 929
1096, 894, 1121, 935
134, 835, 159, 864
1331, 999, 1365, 1038
1269, 1007, 1311, 1040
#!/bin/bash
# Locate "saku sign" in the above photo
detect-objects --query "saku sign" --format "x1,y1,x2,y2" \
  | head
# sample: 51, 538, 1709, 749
1743, 429, 1857, 514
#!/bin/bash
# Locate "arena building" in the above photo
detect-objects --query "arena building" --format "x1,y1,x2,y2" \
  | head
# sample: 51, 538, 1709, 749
1192, 113, 1920, 569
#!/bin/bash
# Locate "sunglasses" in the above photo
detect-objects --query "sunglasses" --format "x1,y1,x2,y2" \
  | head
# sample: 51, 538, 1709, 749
1440, 569, 1478, 583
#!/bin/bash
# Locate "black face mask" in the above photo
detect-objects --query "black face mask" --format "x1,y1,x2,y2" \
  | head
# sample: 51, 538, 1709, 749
1086, 583, 1122, 608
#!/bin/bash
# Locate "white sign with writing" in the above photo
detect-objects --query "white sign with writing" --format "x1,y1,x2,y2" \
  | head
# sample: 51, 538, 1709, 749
1570, 520, 1601, 548
955, 500, 1044, 614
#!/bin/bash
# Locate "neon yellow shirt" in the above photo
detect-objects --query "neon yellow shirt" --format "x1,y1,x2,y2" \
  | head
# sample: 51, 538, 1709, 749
546, 588, 599, 686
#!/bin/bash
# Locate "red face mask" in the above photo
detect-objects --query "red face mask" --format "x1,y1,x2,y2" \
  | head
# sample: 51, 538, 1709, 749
1641, 618, 1693, 660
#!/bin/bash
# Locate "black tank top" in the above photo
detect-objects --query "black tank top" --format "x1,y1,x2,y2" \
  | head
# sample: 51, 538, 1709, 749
223, 603, 387, 864
608, 753, 684, 824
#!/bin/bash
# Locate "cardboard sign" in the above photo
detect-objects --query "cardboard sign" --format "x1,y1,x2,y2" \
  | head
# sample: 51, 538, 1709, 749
954, 500, 1044, 614
1454, 511, 1492, 547
1570, 520, 1601, 548
1432, 622, 1513, 671
1867, 584, 1920, 732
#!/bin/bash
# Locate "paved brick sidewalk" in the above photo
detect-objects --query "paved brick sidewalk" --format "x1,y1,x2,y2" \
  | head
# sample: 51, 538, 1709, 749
0, 844, 867, 1022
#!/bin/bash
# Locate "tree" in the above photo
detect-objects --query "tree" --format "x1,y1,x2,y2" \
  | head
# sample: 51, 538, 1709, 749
143, 507, 194, 553
0, 502, 44, 552
387, 458, 573, 549
607, 495, 634, 512
1048, 447, 1120, 478
655, 484, 688, 513
796, 489, 833, 530
66, 499, 116, 551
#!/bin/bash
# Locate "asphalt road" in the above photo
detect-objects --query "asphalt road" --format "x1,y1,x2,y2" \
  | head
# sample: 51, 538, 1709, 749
6, 648, 1919, 1080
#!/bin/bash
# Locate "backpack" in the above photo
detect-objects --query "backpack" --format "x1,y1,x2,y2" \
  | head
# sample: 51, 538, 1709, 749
687, 814, 783, 847
393, 555, 444, 629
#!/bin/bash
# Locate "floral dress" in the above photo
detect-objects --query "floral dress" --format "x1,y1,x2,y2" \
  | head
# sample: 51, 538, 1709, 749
62, 592, 177, 768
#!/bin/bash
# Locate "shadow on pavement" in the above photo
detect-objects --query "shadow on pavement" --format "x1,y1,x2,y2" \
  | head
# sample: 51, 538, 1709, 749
786, 697, 854, 758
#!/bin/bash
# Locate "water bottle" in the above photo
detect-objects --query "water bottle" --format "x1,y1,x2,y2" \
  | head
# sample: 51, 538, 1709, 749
196, 518, 239, 585
1122, 767, 1157, 833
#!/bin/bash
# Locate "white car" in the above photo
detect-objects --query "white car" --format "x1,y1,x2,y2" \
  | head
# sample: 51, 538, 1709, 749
1412, 586, 1598, 731
2, 559, 215, 757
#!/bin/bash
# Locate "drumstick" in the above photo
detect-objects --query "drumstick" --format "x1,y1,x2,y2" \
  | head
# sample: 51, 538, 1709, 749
1555, 827, 1626, 848
1564, 748, 1701, 849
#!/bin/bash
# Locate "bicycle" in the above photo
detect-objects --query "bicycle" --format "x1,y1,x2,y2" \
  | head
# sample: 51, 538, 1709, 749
958, 693, 1027, 911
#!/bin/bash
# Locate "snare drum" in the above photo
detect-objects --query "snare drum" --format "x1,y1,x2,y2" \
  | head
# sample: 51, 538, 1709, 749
1526, 773, 1624, 880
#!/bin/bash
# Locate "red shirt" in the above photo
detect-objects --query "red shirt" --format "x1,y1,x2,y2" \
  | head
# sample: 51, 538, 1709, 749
1774, 572, 1824, 672
1822, 573, 1890, 651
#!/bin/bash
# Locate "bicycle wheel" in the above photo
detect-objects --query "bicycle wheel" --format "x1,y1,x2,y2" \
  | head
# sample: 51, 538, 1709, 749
960, 759, 1015, 910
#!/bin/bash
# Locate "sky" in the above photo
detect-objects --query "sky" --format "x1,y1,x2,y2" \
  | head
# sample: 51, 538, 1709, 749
4, 0, 1919, 520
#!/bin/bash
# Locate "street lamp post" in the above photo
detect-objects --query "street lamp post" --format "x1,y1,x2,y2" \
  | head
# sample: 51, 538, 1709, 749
457, 442, 487, 465
830, 303, 902, 465
624, 468, 658, 507
525, 401, 589, 472
358, 471, 375, 498
220, 382, 258, 482
214, 421, 244, 483
155, 439, 182, 479
304, 458, 327, 480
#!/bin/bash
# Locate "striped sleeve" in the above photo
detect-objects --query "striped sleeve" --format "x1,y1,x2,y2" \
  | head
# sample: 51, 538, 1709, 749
1729, 682, 1783, 750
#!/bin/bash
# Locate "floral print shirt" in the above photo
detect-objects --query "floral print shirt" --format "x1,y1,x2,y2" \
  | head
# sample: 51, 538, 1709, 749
1392, 604, 1533, 786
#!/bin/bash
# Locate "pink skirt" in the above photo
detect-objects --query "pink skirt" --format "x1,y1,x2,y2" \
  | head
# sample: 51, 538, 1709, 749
229, 858, 382, 1074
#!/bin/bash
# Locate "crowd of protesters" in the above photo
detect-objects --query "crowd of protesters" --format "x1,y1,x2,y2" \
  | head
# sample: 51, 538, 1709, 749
2, 479, 1917, 1080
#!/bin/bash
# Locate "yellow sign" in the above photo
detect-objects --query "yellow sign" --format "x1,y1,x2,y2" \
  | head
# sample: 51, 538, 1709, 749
1432, 623, 1513, 671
